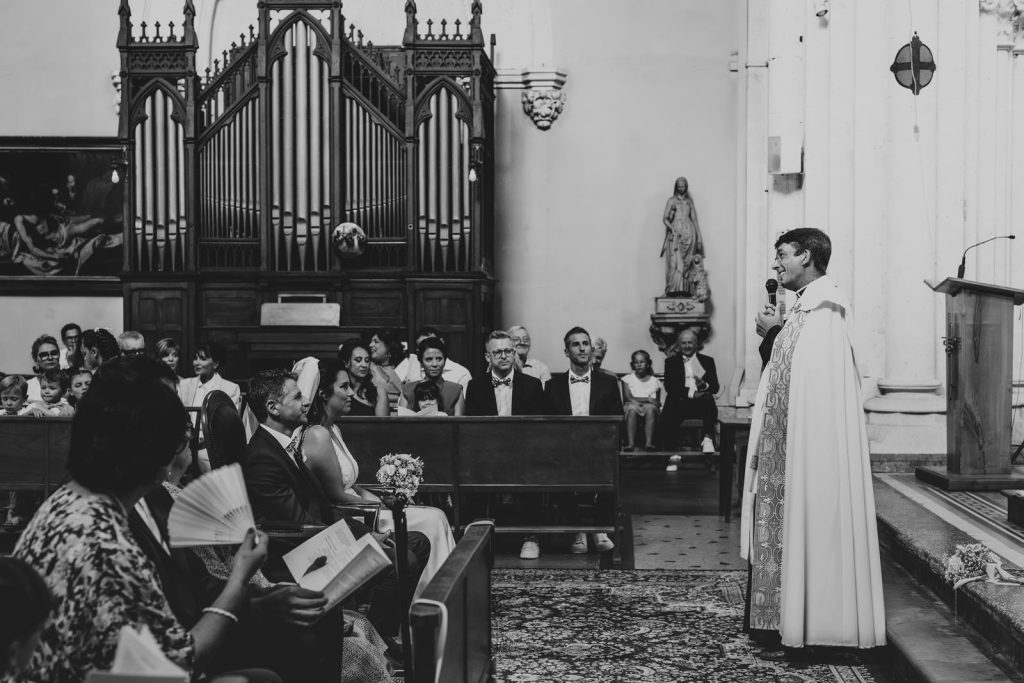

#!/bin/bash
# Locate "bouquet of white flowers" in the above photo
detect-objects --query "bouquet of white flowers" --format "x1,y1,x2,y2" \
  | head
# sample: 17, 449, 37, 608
376, 453, 424, 499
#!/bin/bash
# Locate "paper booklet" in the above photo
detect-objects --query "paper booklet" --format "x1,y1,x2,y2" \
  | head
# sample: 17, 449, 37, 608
84, 625, 188, 682
168, 463, 255, 547
283, 518, 392, 610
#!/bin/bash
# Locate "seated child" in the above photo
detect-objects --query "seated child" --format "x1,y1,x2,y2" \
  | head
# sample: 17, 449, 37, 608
0, 556, 52, 678
0, 375, 32, 416
67, 369, 92, 407
622, 350, 663, 452
414, 381, 446, 415
29, 369, 73, 417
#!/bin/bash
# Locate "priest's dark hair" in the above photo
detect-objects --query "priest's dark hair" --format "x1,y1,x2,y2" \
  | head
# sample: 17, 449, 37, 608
776, 227, 831, 273
68, 355, 188, 497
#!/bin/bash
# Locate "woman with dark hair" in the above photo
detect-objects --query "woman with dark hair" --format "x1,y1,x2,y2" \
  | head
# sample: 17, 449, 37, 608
366, 328, 406, 414
0, 556, 51, 678
80, 328, 120, 372
399, 336, 465, 416
338, 338, 389, 417
26, 334, 61, 402
11, 355, 273, 682
177, 342, 242, 472
302, 359, 455, 597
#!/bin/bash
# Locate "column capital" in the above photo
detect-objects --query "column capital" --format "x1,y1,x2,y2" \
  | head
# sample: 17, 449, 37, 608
980, 0, 1024, 45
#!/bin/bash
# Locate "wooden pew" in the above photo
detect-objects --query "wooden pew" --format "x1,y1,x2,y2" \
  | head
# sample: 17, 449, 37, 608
0, 415, 621, 543
0, 417, 72, 495
410, 520, 494, 683
339, 416, 621, 540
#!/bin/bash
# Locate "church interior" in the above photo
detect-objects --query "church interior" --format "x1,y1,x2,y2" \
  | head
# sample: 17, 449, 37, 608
3, 0, 1024, 681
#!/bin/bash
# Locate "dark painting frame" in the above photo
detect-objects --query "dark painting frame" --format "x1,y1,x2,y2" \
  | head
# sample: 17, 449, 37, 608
0, 137, 124, 294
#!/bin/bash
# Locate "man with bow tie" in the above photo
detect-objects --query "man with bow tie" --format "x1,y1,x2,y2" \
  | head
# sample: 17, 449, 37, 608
545, 326, 624, 417
545, 326, 623, 555
463, 330, 549, 559
465, 330, 548, 416
242, 368, 430, 650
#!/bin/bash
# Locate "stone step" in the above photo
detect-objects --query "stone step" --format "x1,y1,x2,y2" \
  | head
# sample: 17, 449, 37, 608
884, 557, 1017, 682
875, 477, 1024, 681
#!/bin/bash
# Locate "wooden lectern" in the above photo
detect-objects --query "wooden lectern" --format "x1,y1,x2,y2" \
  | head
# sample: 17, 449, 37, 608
916, 278, 1024, 490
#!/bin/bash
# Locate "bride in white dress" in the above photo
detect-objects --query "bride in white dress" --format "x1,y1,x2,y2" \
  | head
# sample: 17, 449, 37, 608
294, 357, 456, 598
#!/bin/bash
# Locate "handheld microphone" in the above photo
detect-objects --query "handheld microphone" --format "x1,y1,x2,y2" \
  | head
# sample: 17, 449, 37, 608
765, 278, 779, 305
958, 235, 1015, 278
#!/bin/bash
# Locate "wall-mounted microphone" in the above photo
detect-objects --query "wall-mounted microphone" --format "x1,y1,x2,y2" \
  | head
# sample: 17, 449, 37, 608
765, 278, 779, 305
957, 235, 1015, 278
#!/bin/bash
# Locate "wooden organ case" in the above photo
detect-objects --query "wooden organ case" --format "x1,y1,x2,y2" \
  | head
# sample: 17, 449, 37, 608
116, 0, 496, 375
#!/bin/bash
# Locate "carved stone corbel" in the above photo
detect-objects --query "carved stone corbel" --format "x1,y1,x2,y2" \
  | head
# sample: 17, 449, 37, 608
521, 88, 565, 130
495, 68, 568, 130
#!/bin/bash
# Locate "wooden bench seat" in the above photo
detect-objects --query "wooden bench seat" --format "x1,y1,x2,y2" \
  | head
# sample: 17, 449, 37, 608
410, 520, 494, 683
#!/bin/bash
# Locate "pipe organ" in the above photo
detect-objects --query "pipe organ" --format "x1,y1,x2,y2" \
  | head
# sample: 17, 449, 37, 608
117, 0, 496, 374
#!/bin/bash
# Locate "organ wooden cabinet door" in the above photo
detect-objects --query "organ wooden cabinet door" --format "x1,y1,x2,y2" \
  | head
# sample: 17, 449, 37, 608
124, 283, 192, 353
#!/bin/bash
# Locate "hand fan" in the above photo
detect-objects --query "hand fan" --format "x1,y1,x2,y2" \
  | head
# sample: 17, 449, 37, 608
168, 463, 255, 547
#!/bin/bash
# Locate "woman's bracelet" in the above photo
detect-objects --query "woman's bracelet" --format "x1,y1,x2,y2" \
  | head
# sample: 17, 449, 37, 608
202, 607, 239, 624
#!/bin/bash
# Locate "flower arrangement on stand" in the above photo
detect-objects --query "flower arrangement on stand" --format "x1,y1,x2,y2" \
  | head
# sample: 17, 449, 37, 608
374, 452, 424, 677
376, 453, 424, 500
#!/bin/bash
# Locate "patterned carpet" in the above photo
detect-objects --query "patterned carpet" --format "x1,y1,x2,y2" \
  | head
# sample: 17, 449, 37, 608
491, 569, 888, 683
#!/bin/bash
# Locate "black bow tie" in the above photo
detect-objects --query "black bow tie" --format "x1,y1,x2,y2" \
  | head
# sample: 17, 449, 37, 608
492, 376, 512, 388
570, 375, 590, 384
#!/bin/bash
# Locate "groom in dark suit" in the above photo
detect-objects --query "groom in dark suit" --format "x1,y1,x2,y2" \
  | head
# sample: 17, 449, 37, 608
545, 326, 623, 555
465, 330, 548, 416
242, 368, 429, 645
545, 326, 624, 417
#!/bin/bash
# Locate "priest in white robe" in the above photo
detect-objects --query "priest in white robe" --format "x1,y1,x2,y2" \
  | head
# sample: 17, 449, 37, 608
740, 228, 886, 658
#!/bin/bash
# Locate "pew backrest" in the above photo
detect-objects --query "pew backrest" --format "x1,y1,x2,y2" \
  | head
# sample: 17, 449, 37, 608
410, 520, 494, 683
0, 417, 72, 495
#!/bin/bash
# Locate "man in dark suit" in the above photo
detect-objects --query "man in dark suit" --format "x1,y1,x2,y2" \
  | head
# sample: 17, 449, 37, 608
545, 326, 624, 417
464, 329, 549, 559
545, 326, 623, 555
242, 369, 429, 647
465, 330, 548, 416
658, 328, 720, 468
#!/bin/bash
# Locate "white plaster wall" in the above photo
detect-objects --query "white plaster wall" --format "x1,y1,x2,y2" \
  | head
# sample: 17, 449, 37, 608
495, 1, 742, 378
0, 297, 123, 373
0, 1, 121, 136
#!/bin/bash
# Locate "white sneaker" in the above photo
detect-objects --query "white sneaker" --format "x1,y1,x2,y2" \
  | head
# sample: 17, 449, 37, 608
702, 437, 716, 454
666, 454, 682, 472
570, 532, 588, 554
591, 533, 614, 552
519, 538, 540, 560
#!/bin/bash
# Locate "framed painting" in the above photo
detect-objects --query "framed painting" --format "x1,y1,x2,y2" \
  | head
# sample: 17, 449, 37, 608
0, 137, 124, 291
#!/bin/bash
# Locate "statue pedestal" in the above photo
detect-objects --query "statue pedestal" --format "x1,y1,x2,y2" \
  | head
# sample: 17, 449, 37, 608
650, 296, 709, 354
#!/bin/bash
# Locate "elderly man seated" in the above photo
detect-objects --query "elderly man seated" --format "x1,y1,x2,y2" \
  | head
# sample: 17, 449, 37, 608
658, 329, 719, 471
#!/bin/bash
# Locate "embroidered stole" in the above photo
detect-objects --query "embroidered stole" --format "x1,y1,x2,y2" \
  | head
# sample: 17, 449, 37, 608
748, 308, 807, 632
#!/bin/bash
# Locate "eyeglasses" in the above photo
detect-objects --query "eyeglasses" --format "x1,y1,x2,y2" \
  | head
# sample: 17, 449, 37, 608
488, 348, 516, 357
37, 351, 60, 359
123, 349, 147, 356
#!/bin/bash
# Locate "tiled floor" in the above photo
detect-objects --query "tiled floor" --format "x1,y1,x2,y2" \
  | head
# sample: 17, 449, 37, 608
632, 513, 745, 570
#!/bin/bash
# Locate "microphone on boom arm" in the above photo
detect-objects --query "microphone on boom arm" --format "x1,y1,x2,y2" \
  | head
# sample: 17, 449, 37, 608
957, 235, 1015, 278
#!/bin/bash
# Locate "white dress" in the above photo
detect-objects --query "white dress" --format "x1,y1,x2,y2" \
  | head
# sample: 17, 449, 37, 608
325, 424, 456, 599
